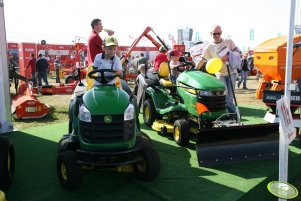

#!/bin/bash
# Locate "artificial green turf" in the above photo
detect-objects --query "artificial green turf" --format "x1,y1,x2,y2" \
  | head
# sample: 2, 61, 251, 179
3, 105, 301, 201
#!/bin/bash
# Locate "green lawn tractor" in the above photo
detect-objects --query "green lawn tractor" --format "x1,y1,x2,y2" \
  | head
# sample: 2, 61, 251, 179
137, 58, 279, 167
0, 136, 15, 189
57, 69, 160, 190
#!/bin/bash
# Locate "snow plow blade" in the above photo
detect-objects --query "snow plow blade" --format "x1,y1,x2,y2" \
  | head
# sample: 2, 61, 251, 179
196, 123, 279, 167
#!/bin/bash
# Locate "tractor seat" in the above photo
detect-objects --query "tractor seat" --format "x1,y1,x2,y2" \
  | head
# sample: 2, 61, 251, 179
158, 62, 175, 88
86, 64, 94, 91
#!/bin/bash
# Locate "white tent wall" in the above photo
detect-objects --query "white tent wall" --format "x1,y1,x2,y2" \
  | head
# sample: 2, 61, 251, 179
0, 0, 13, 133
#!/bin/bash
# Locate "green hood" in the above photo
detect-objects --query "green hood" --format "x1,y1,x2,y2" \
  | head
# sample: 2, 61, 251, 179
177, 70, 225, 91
83, 86, 129, 115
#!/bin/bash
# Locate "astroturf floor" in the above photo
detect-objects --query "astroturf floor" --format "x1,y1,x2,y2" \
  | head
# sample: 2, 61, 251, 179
3, 105, 301, 201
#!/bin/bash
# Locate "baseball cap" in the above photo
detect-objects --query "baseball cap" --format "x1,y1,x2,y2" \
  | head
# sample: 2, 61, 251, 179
168, 49, 181, 58
104, 36, 118, 46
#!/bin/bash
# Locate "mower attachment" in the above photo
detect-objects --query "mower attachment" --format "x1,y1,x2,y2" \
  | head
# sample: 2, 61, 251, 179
196, 123, 279, 167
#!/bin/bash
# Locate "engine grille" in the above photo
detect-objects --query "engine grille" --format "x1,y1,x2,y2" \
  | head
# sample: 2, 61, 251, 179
80, 114, 135, 144
197, 95, 227, 112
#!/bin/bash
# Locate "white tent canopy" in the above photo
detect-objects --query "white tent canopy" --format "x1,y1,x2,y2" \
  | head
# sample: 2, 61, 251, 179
0, 0, 13, 133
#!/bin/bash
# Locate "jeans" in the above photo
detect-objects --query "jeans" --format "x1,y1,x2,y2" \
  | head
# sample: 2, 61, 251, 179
37, 71, 49, 87
31, 72, 37, 87
217, 73, 237, 113
239, 70, 248, 88
55, 68, 61, 83
120, 79, 133, 97
170, 75, 177, 85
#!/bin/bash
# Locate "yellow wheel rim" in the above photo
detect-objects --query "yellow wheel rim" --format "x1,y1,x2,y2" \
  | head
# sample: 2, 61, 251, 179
0, 190, 6, 201
61, 163, 68, 181
144, 106, 150, 121
136, 156, 147, 173
174, 127, 180, 141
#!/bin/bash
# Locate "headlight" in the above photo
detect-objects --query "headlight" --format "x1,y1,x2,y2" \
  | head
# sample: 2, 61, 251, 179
79, 105, 91, 122
199, 90, 213, 96
124, 104, 134, 121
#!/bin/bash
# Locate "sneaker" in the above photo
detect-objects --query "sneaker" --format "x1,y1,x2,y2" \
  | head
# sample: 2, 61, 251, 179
243, 87, 248, 89
237, 81, 241, 88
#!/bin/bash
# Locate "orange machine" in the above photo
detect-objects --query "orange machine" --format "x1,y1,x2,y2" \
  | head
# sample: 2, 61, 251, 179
12, 87, 49, 119
254, 35, 301, 99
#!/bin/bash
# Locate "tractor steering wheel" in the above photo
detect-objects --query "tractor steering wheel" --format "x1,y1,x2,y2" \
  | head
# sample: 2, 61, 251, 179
88, 68, 117, 85
178, 56, 195, 70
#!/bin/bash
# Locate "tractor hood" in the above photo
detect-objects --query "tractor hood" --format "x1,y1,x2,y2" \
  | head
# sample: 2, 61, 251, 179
83, 86, 129, 115
177, 70, 225, 91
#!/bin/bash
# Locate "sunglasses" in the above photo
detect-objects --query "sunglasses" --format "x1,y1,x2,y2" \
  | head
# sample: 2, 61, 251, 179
212, 32, 222, 36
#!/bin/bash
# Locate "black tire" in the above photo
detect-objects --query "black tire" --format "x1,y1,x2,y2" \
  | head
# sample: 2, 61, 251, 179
0, 137, 15, 189
134, 137, 160, 181
173, 119, 190, 146
143, 99, 161, 127
65, 75, 77, 84
140, 131, 152, 144
57, 151, 82, 190
68, 99, 74, 134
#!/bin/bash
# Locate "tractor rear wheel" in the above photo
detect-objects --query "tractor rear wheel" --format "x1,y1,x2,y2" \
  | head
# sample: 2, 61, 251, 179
0, 137, 15, 189
57, 151, 82, 190
133, 137, 160, 181
173, 119, 190, 146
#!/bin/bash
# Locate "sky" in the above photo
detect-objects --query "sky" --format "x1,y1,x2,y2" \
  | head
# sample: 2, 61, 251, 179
3, 0, 300, 50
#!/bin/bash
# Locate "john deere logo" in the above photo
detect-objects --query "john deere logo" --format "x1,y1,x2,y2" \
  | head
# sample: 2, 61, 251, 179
104, 116, 112, 123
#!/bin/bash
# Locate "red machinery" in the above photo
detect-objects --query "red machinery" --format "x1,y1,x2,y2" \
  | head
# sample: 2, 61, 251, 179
18, 83, 76, 95
35, 39, 87, 82
59, 42, 88, 83
120, 27, 169, 81
12, 87, 49, 119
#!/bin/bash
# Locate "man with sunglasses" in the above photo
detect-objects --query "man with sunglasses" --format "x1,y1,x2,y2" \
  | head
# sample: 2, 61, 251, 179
196, 25, 241, 115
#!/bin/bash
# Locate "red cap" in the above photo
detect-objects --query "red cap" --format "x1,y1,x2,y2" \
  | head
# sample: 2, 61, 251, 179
168, 49, 180, 59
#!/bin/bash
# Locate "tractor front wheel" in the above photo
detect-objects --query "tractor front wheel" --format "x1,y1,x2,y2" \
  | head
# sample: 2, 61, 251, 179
143, 99, 156, 127
173, 119, 190, 146
57, 151, 82, 190
133, 137, 160, 181
0, 137, 15, 189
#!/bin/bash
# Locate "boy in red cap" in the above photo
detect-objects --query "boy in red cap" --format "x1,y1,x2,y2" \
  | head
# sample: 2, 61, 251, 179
168, 49, 183, 84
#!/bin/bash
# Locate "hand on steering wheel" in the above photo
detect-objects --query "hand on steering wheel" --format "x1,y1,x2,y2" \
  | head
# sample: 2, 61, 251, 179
88, 68, 117, 85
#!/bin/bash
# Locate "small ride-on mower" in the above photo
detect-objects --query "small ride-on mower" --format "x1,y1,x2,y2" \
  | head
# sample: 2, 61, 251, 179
137, 57, 279, 167
56, 68, 160, 190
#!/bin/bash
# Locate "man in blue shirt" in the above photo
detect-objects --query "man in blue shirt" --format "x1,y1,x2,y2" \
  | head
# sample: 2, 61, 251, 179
36, 53, 49, 87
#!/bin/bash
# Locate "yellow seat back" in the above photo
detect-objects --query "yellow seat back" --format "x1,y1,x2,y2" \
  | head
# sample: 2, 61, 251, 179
86, 64, 94, 91
158, 62, 169, 78
158, 62, 174, 87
